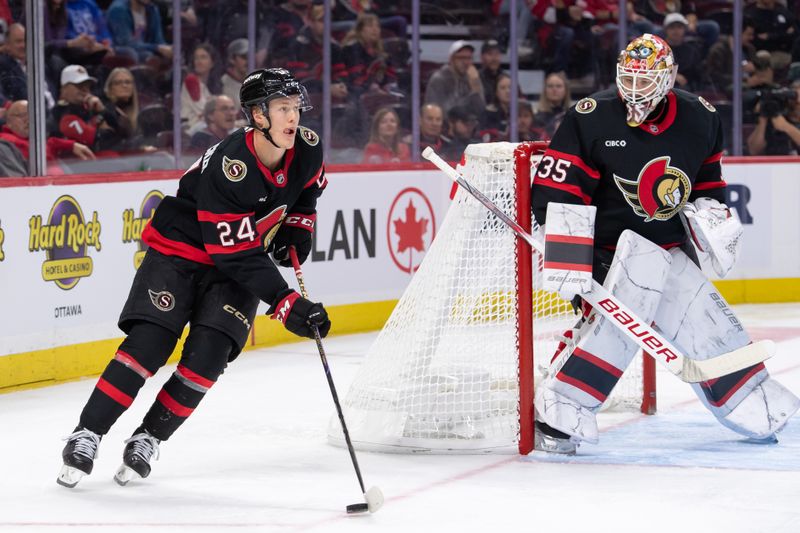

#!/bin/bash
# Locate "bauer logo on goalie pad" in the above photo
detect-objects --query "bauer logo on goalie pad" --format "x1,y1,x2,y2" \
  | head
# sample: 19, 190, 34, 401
148, 289, 175, 312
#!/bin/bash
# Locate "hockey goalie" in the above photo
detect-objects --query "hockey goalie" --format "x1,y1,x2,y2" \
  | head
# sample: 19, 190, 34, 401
531, 33, 800, 454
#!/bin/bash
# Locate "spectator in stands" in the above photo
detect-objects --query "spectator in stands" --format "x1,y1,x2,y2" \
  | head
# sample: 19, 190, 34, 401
743, 51, 778, 122
285, 4, 364, 142
106, 0, 172, 63
45, 0, 106, 67
663, 13, 704, 91
98, 67, 148, 153
631, 0, 719, 54
518, 100, 549, 142
424, 40, 485, 116
0, 1, 12, 28
1, 99, 95, 161
361, 107, 410, 164
51, 64, 112, 151
707, 17, 757, 97
403, 103, 446, 153
181, 43, 222, 133
440, 104, 480, 162
267, 0, 312, 65
189, 95, 237, 151
480, 72, 512, 141
342, 13, 397, 95
0, 137, 27, 176
330, 0, 407, 38
747, 79, 800, 155
745, 0, 796, 69
220, 38, 249, 107
478, 39, 504, 106
286, 4, 348, 92
0, 23, 29, 103
534, 71, 571, 138
63, 0, 114, 59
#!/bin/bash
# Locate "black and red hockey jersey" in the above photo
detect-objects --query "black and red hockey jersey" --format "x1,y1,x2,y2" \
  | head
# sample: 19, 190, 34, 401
142, 126, 326, 307
532, 88, 726, 249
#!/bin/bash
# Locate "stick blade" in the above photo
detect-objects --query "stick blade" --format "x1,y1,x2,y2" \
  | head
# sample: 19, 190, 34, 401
421, 146, 434, 160
683, 339, 776, 382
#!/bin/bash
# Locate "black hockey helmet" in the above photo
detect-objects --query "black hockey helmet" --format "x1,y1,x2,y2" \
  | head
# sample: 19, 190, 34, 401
239, 68, 312, 121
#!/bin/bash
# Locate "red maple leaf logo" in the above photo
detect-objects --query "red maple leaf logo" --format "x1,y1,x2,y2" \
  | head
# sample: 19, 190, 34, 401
394, 199, 428, 253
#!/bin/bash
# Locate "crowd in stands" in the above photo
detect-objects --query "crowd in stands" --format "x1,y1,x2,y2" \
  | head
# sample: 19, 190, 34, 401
1, 0, 800, 175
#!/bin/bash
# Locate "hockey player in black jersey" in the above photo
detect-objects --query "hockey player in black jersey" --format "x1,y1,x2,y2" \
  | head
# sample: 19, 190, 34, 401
57, 68, 332, 487
532, 34, 799, 454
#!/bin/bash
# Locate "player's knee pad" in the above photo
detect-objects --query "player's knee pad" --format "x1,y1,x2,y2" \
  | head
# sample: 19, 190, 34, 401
179, 325, 234, 384
715, 377, 800, 440
118, 321, 180, 375
542, 230, 672, 412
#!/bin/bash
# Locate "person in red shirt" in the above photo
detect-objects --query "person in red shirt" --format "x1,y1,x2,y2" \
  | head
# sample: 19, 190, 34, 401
361, 107, 409, 164
0, 100, 94, 161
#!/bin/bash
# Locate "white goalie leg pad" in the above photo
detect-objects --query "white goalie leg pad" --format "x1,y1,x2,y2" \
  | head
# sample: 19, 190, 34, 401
653, 249, 800, 437
535, 386, 599, 444
718, 377, 800, 440
536, 230, 672, 443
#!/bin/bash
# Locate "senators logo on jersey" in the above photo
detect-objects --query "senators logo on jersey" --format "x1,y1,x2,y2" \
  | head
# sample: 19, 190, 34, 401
613, 156, 690, 222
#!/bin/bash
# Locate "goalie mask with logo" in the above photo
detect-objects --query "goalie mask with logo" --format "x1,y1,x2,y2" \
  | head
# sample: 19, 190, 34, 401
616, 34, 678, 127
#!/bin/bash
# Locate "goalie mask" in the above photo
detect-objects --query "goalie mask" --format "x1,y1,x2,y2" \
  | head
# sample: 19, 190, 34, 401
239, 68, 312, 148
616, 34, 677, 127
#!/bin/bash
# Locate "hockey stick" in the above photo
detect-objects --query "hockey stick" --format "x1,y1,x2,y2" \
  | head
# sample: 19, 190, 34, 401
422, 146, 774, 383
288, 247, 384, 514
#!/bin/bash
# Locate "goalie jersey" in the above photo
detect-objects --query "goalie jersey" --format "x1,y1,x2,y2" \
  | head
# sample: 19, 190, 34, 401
142, 126, 326, 306
531, 88, 726, 249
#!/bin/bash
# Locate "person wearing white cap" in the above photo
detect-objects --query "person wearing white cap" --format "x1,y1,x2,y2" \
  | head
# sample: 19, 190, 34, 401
51, 64, 110, 149
663, 12, 703, 90
423, 39, 485, 116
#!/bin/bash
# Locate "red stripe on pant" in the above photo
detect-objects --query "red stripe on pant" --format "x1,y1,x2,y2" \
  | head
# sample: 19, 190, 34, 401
96, 378, 134, 408
156, 389, 195, 417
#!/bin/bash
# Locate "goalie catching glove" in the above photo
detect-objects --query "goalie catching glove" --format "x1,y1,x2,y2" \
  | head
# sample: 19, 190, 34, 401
682, 198, 743, 278
270, 212, 316, 267
270, 289, 331, 339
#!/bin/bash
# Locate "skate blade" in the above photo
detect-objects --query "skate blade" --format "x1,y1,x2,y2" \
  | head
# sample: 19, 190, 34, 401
57, 465, 86, 488
113, 464, 140, 486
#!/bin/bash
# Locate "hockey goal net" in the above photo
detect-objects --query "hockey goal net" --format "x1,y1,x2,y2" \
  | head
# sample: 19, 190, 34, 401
329, 142, 655, 454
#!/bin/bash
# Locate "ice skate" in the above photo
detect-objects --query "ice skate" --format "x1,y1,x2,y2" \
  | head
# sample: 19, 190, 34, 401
534, 421, 578, 455
114, 429, 160, 486
57, 426, 102, 488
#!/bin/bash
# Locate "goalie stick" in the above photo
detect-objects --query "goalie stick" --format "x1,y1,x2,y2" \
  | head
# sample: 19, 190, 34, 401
288, 247, 384, 514
422, 146, 774, 383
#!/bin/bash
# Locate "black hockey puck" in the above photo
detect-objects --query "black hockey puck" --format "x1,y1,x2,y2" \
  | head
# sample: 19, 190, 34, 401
346, 503, 370, 514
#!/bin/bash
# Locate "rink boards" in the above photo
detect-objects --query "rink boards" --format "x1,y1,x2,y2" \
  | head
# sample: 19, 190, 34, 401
0, 158, 798, 391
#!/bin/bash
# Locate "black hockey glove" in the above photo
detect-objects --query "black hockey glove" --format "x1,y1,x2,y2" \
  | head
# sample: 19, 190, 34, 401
270, 212, 315, 267
270, 289, 331, 339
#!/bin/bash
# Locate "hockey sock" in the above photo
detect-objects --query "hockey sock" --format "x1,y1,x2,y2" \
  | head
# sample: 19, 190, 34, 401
79, 322, 178, 435
140, 326, 233, 441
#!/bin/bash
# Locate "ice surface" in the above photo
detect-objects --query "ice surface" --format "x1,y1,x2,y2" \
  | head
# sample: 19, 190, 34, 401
1, 304, 799, 532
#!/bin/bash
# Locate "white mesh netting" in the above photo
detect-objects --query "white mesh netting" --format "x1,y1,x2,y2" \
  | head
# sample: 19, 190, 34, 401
328, 142, 646, 453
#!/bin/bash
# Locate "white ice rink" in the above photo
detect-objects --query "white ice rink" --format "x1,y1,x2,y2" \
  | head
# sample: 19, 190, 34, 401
2, 303, 799, 533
